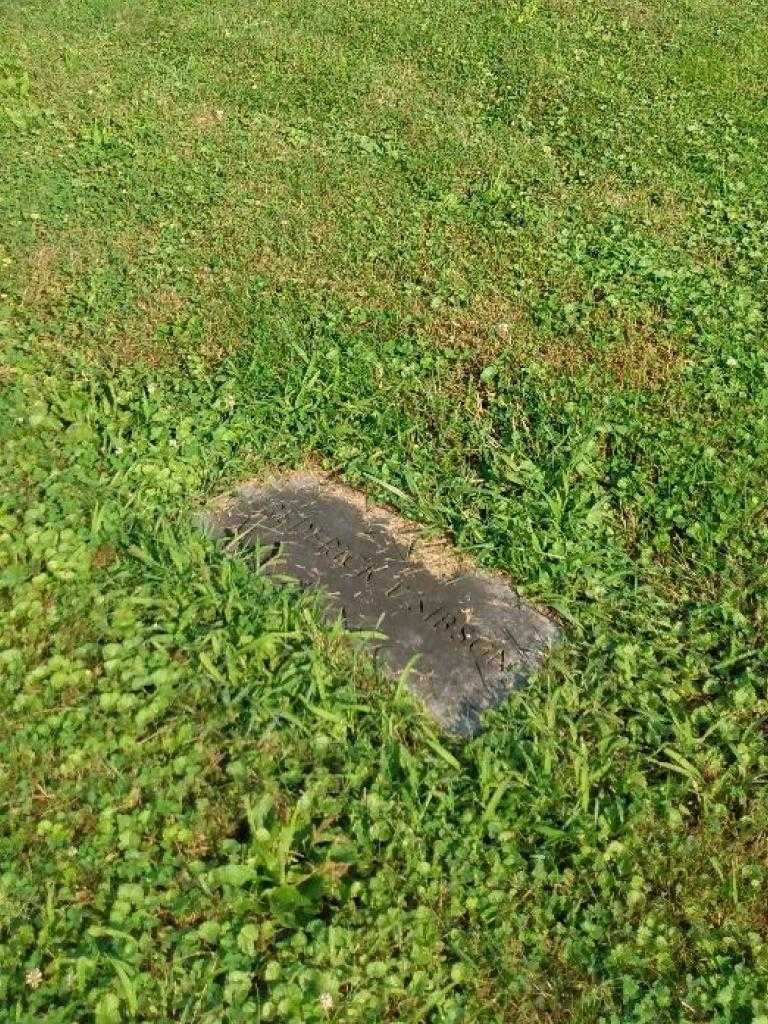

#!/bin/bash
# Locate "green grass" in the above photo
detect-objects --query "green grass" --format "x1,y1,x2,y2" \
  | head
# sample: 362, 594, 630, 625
2, 0, 768, 1020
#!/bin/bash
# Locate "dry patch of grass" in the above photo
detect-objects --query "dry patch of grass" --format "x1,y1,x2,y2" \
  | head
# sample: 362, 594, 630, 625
427, 293, 685, 391
424, 294, 531, 352
190, 105, 227, 132
586, 177, 691, 242
195, 166, 414, 311
19, 243, 67, 309
87, 288, 235, 368
544, 0, 660, 30
136, 286, 185, 328
359, 59, 481, 150
541, 320, 685, 390
364, 61, 429, 118
13, 234, 95, 324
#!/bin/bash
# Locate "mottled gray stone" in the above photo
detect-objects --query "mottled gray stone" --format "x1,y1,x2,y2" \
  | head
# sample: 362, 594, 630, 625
203, 473, 559, 737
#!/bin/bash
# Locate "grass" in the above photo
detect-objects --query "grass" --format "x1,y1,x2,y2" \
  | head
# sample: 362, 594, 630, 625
2, 0, 768, 1020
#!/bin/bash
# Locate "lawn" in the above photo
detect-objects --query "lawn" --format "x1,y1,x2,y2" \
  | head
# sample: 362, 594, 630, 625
2, 0, 768, 1020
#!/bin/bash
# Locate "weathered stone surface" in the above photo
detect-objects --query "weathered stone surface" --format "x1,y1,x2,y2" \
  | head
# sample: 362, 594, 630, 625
203, 473, 559, 736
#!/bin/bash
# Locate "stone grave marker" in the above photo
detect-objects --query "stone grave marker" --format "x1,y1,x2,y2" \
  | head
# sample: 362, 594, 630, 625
203, 472, 559, 736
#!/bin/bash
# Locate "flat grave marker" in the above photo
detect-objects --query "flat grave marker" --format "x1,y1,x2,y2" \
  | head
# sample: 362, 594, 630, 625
203, 472, 559, 736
